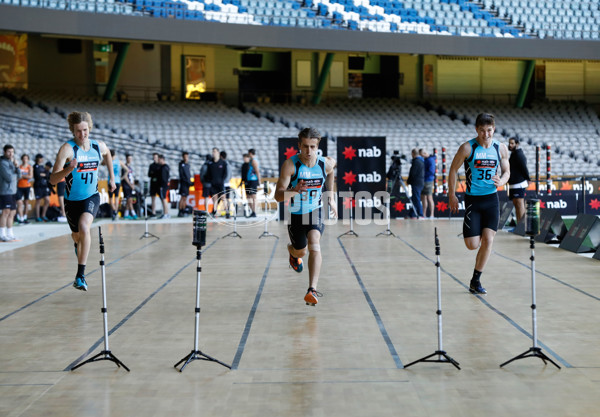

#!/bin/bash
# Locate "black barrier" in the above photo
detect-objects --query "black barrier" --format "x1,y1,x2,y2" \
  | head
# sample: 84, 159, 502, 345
336, 137, 386, 220
558, 214, 600, 253
535, 209, 567, 244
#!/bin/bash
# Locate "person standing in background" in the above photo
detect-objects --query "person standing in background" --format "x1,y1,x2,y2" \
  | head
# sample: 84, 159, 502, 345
407, 148, 424, 218
0, 144, 21, 241
220, 150, 232, 219
246, 148, 261, 218
16, 153, 32, 224
148, 152, 160, 217
33, 154, 50, 222
507, 137, 530, 223
157, 154, 170, 219
420, 149, 436, 218
178, 151, 192, 218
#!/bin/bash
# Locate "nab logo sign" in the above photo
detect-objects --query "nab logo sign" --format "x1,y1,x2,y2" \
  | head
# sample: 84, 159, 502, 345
358, 171, 381, 182
358, 146, 382, 158
546, 199, 567, 209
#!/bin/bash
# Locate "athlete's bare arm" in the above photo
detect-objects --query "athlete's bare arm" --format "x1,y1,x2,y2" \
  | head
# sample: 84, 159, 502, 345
448, 142, 472, 213
98, 141, 116, 192
325, 157, 337, 218
274, 158, 307, 203
49, 143, 76, 186
252, 159, 261, 184
493, 143, 510, 187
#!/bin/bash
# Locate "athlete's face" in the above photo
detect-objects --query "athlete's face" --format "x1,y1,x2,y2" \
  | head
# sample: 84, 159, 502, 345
508, 139, 517, 151
21, 155, 29, 164
298, 137, 319, 164
73, 122, 90, 143
4, 147, 14, 160
476, 124, 495, 143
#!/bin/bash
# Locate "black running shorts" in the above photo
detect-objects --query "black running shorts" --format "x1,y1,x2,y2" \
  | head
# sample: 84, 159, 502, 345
508, 187, 526, 200
65, 193, 100, 233
0, 194, 16, 210
287, 209, 324, 250
463, 193, 499, 238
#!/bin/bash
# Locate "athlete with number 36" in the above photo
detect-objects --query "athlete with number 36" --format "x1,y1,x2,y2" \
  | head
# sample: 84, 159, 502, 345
448, 113, 510, 295
50, 112, 116, 292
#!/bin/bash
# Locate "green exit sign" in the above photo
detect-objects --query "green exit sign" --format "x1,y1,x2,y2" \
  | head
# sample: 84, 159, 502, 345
94, 44, 112, 52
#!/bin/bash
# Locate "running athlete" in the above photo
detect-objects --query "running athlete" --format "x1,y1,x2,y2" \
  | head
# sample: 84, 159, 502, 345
448, 113, 510, 295
275, 127, 337, 306
50, 111, 116, 291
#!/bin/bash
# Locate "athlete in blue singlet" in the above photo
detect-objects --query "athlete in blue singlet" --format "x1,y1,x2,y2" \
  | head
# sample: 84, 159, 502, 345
448, 113, 510, 295
50, 111, 116, 292
245, 148, 261, 217
107, 149, 127, 220
275, 127, 337, 306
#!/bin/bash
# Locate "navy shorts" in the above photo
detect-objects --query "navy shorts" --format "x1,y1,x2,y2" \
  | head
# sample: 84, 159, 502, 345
245, 180, 259, 196
463, 193, 499, 238
16, 187, 30, 201
57, 181, 66, 198
122, 183, 133, 199
0, 194, 17, 211
34, 186, 50, 199
65, 194, 100, 233
287, 209, 324, 250
508, 187, 526, 200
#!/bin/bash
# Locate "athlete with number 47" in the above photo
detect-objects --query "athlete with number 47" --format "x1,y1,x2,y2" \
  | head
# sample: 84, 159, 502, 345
275, 127, 337, 306
448, 113, 510, 295
50, 112, 116, 292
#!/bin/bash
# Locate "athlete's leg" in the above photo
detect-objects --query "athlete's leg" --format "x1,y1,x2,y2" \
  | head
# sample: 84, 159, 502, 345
161, 197, 169, 216
427, 195, 434, 217
421, 193, 428, 218
514, 197, 525, 223
474, 228, 496, 272
76, 212, 94, 266
35, 197, 41, 219
306, 229, 322, 290
288, 243, 307, 259
42, 196, 49, 218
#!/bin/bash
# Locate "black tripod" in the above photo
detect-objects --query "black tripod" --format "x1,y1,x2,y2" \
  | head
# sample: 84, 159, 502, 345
258, 181, 277, 239
140, 187, 159, 240
500, 235, 560, 369
71, 227, 130, 372
376, 194, 395, 237
175, 211, 231, 372
388, 170, 419, 219
222, 188, 242, 239
338, 187, 358, 238
404, 228, 460, 370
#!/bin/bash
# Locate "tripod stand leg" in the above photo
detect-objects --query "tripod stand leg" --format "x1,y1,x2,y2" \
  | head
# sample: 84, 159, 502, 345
71, 351, 130, 372
500, 347, 561, 369
174, 350, 231, 372
404, 350, 461, 370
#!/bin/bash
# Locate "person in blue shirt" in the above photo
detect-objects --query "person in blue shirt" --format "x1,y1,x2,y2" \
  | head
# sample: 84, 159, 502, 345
448, 113, 509, 295
420, 148, 436, 218
407, 148, 424, 218
275, 127, 337, 306
50, 111, 116, 292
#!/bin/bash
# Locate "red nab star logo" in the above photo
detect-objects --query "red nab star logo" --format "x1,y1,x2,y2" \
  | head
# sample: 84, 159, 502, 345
343, 197, 356, 209
540, 201, 546, 209
342, 146, 357, 160
393, 201, 405, 212
284, 147, 297, 160
343, 171, 357, 186
436, 201, 448, 212
590, 198, 600, 210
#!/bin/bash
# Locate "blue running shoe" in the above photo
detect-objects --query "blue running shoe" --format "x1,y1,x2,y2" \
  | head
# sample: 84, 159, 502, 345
73, 276, 88, 291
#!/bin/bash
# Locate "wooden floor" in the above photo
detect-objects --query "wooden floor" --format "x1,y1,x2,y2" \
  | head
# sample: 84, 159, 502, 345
1, 218, 599, 417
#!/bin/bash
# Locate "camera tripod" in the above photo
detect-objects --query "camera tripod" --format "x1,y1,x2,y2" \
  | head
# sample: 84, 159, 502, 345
388, 171, 419, 219
140, 191, 159, 240
339, 187, 358, 238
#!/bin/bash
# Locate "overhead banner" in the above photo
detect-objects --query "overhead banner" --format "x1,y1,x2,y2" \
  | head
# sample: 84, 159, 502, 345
336, 136, 386, 220
277, 137, 328, 220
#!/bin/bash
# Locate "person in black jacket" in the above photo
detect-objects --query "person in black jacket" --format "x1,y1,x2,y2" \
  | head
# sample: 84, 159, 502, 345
407, 148, 424, 218
507, 137, 530, 223
178, 152, 192, 217
33, 153, 50, 222
157, 154, 170, 219
207, 148, 227, 216
147, 152, 160, 216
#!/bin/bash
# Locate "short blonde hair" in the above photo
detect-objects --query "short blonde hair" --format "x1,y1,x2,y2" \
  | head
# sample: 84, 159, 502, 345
67, 111, 93, 134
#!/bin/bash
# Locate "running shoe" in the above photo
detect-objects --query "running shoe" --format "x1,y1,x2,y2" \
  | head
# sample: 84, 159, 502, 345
73, 276, 88, 291
469, 280, 487, 295
304, 287, 323, 306
289, 253, 303, 273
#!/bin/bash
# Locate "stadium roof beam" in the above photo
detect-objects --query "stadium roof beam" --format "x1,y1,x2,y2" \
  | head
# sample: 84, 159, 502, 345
0, 6, 599, 60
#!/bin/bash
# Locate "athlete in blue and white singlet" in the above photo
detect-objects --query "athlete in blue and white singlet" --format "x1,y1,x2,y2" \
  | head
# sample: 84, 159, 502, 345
50, 112, 115, 292
448, 113, 509, 295
275, 128, 337, 306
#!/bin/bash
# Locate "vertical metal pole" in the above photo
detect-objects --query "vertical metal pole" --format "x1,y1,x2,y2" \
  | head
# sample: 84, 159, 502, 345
535, 145, 540, 196
263, 181, 268, 234
100, 229, 109, 352
436, 251, 443, 357
546, 145, 552, 196
582, 175, 586, 214
530, 236, 538, 349
433, 148, 438, 196
441, 147, 447, 195
350, 188, 354, 231
194, 249, 201, 352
